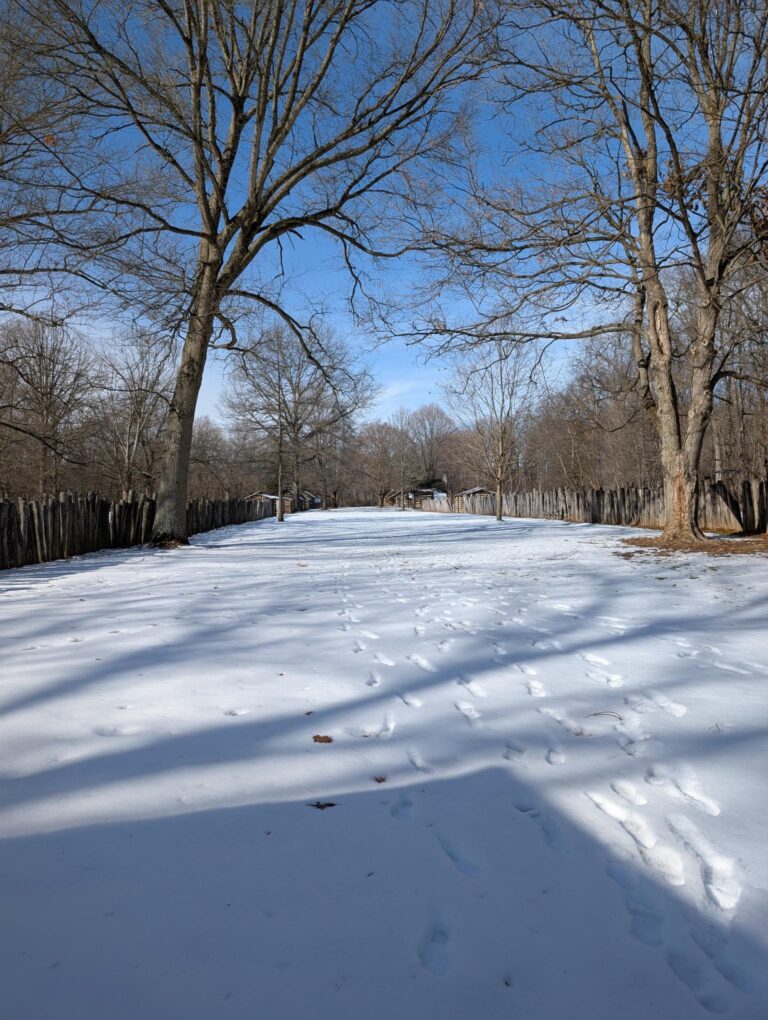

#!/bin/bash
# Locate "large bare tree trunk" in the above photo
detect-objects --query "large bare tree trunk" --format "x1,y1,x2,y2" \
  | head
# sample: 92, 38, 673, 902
495, 478, 503, 521
276, 417, 285, 523
151, 273, 216, 544
644, 278, 718, 541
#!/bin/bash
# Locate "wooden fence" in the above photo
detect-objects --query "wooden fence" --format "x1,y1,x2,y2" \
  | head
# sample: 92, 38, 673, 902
420, 479, 768, 534
0, 492, 275, 571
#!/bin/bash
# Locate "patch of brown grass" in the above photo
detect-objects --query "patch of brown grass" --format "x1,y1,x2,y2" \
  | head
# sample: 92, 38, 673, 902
618, 534, 768, 557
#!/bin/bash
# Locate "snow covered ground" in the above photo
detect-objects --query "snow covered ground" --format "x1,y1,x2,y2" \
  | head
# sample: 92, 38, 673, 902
1, 508, 767, 1020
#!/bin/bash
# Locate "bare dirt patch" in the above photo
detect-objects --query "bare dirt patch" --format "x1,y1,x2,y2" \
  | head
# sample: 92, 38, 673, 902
618, 534, 768, 558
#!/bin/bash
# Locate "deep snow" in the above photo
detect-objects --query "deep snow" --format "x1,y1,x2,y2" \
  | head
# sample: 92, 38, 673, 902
1, 508, 767, 1019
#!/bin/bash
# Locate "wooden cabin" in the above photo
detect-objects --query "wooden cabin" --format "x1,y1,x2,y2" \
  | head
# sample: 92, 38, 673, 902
248, 492, 296, 514
452, 486, 494, 513
385, 487, 440, 510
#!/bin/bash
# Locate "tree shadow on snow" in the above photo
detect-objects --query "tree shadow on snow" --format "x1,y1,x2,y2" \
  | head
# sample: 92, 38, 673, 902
0, 766, 765, 1020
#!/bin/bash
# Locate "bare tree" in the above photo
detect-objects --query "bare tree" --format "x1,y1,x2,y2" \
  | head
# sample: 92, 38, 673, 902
32, 0, 501, 542
0, 320, 93, 493
224, 325, 373, 514
0, 5, 92, 317
355, 421, 403, 507
409, 403, 455, 484
306, 419, 355, 510
423, 0, 768, 540
92, 332, 173, 495
389, 406, 419, 509
446, 340, 534, 520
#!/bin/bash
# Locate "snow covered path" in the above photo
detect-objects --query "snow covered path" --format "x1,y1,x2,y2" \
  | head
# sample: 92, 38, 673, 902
1, 508, 767, 1019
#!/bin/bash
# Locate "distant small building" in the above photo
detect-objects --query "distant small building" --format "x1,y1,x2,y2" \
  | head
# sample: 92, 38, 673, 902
247, 492, 296, 514
453, 486, 494, 513
385, 487, 440, 510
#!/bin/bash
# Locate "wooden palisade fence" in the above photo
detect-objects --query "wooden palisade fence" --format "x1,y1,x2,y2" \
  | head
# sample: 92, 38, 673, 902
0, 492, 275, 571
420, 480, 768, 534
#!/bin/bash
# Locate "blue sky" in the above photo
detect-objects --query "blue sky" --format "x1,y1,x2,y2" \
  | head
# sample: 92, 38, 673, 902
196, 326, 451, 424
196, 222, 456, 424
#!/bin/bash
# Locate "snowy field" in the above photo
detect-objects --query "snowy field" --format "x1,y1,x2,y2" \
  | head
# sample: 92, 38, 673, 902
1, 507, 767, 1020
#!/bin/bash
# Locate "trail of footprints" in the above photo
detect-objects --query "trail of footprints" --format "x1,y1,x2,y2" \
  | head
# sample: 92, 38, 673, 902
337, 570, 752, 1003
586, 779, 748, 1014
519, 640, 751, 1010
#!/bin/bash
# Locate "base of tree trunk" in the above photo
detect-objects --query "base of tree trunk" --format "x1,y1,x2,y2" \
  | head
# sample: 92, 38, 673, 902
148, 533, 190, 548
660, 525, 707, 544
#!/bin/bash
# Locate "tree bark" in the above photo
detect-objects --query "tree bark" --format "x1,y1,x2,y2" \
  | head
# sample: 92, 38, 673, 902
276, 418, 285, 523
495, 478, 503, 521
646, 288, 716, 542
150, 265, 217, 544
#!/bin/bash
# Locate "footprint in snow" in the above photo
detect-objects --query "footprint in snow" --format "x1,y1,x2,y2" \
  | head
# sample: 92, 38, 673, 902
526, 679, 547, 698
708, 660, 753, 676
390, 794, 415, 820
436, 834, 481, 877
598, 616, 629, 634
740, 659, 768, 675
581, 652, 611, 667
531, 638, 562, 651
455, 700, 482, 726
418, 921, 451, 976
397, 691, 422, 708
373, 652, 395, 666
539, 706, 592, 737
666, 950, 732, 1015
686, 913, 758, 994
611, 779, 647, 806
614, 710, 655, 759
546, 746, 566, 766
407, 654, 436, 672
586, 791, 684, 886
457, 674, 486, 698
645, 763, 720, 816
503, 741, 527, 762
414, 624, 426, 637
587, 668, 625, 688
366, 671, 381, 687
436, 639, 453, 654
358, 629, 379, 640
407, 748, 433, 774
645, 690, 687, 717
513, 796, 562, 849
667, 815, 740, 910
349, 714, 395, 739
666, 634, 692, 648
514, 663, 538, 676
353, 640, 367, 653
93, 725, 143, 737
604, 851, 665, 947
